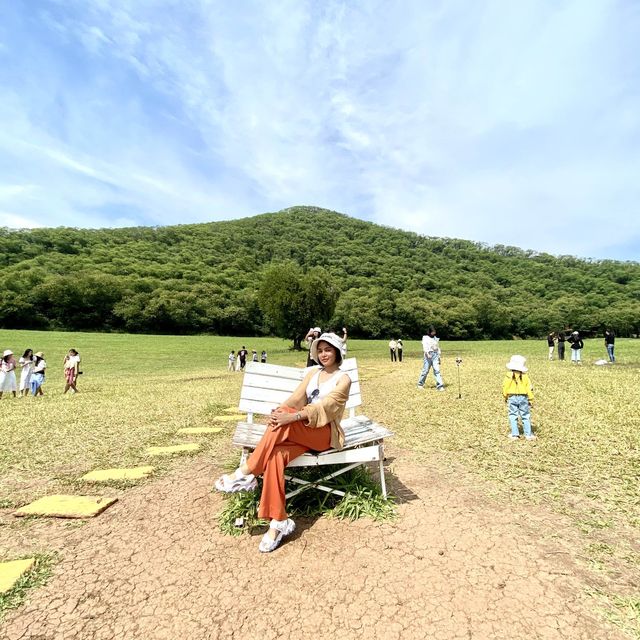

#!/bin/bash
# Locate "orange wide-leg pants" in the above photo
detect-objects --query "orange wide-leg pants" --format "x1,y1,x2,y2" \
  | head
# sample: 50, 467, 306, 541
246, 407, 331, 521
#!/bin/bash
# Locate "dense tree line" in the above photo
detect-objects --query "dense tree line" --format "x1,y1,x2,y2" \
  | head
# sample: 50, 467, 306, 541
0, 206, 639, 340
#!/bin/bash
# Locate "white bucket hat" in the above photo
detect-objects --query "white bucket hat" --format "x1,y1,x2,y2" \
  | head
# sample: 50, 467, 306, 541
506, 355, 528, 373
2, 349, 13, 357
310, 332, 344, 363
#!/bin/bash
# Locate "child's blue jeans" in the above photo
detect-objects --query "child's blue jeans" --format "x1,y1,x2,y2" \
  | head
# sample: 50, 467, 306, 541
507, 395, 532, 437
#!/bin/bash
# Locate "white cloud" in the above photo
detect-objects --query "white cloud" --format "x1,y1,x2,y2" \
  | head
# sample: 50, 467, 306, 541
0, 0, 638, 258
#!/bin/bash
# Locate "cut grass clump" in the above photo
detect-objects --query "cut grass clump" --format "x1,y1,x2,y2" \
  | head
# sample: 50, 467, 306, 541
0, 553, 57, 621
218, 465, 395, 536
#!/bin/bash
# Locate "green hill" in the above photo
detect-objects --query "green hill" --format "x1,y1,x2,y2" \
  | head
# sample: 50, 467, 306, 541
1, 206, 638, 338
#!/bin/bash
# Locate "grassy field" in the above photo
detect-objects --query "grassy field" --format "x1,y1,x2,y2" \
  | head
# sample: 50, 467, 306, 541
1, 329, 639, 634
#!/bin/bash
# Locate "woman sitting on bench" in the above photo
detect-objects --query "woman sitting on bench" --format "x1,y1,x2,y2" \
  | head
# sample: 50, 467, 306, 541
215, 332, 351, 552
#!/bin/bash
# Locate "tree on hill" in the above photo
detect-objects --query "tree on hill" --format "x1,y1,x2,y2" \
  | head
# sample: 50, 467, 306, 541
0, 206, 639, 338
258, 261, 338, 348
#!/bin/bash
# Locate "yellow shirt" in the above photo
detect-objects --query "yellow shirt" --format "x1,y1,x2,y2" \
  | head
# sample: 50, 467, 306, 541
502, 372, 534, 401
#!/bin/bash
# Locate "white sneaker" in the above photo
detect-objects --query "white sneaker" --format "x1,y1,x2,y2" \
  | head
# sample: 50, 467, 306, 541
258, 519, 296, 553
214, 473, 257, 493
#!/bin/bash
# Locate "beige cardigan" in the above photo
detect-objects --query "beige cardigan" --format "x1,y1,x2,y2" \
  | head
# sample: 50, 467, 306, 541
281, 369, 351, 450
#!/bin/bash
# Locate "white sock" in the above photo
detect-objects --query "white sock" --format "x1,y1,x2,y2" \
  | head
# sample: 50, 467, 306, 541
232, 469, 245, 480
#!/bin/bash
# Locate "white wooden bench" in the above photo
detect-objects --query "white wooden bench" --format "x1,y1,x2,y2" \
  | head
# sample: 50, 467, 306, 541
232, 357, 393, 501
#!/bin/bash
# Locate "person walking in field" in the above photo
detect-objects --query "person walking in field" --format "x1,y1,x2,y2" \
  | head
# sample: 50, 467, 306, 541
30, 352, 46, 396
261, 350, 267, 363
604, 329, 615, 363
417, 327, 445, 391
63, 349, 81, 394
0, 350, 18, 398
238, 346, 248, 370
215, 332, 350, 553
502, 355, 535, 440
228, 350, 236, 371
547, 332, 555, 360
252, 349, 258, 363
388, 338, 397, 362
18, 348, 34, 397
396, 338, 403, 362
557, 331, 566, 361
569, 331, 584, 364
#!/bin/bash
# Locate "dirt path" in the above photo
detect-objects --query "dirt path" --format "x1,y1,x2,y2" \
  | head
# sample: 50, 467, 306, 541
1, 446, 625, 640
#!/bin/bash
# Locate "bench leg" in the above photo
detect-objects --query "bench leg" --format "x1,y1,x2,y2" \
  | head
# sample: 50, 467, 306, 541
284, 462, 362, 500
378, 443, 387, 499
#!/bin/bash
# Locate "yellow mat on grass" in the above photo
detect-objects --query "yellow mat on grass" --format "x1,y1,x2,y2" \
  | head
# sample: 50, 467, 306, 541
177, 427, 222, 435
81, 466, 155, 482
146, 443, 200, 456
0, 558, 35, 593
14, 495, 118, 519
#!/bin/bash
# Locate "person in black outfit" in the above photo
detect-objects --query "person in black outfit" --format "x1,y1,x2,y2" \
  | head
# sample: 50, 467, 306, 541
546, 332, 555, 360
238, 346, 248, 370
568, 331, 584, 364
557, 331, 566, 361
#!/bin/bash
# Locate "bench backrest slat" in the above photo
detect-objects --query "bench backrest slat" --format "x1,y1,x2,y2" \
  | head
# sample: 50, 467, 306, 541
238, 357, 362, 416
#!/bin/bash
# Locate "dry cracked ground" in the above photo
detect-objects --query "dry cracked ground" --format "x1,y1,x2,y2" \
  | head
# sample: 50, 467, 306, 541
0, 445, 627, 640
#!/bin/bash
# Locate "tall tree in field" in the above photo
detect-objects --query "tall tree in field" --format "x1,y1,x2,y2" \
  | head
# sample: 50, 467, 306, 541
259, 261, 338, 348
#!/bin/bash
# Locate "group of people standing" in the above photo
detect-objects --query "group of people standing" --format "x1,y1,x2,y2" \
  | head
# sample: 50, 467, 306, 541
388, 338, 403, 362
0, 348, 80, 398
228, 347, 267, 371
546, 329, 615, 364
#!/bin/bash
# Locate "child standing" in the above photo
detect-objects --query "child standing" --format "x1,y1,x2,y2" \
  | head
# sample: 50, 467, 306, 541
502, 355, 535, 440
228, 350, 236, 371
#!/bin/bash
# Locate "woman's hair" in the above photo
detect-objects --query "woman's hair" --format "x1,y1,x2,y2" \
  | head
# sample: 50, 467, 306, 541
34, 355, 43, 364
69, 349, 78, 356
511, 371, 523, 380
2, 354, 10, 363
22, 348, 33, 358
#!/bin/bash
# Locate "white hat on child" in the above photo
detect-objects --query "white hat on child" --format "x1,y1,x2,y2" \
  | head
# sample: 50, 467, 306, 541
2, 349, 13, 357
506, 355, 528, 373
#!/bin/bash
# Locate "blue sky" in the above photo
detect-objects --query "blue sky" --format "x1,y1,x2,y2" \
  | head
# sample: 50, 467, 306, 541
1, 1, 639, 260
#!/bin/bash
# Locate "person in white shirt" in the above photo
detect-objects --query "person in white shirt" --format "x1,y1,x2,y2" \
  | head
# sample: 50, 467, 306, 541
63, 349, 81, 394
417, 326, 445, 391
0, 349, 18, 398
18, 349, 35, 397
388, 339, 397, 362
30, 352, 47, 396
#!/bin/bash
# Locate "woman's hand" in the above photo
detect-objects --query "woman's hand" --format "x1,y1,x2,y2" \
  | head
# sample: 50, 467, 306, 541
268, 408, 298, 429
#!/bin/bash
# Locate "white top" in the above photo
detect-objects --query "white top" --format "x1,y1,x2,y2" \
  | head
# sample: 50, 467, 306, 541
1, 359, 15, 372
305, 369, 345, 404
33, 360, 47, 373
422, 335, 440, 356
19, 357, 34, 372
388, 340, 397, 349
64, 354, 80, 370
